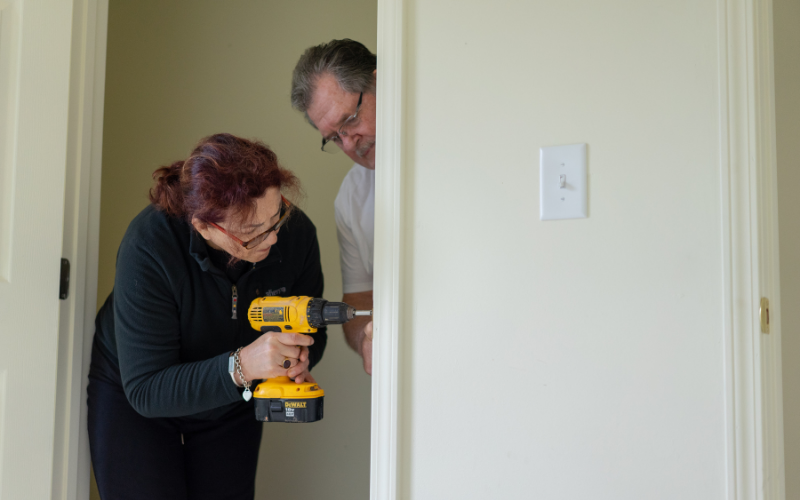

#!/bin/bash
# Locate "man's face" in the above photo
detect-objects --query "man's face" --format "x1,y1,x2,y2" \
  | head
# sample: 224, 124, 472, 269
306, 72, 377, 170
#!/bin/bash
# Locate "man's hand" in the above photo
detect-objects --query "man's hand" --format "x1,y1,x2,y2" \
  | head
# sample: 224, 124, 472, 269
360, 321, 373, 375
343, 291, 373, 375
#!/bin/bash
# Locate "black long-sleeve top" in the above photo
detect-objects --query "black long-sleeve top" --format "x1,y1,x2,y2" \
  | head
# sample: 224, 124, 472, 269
91, 204, 327, 420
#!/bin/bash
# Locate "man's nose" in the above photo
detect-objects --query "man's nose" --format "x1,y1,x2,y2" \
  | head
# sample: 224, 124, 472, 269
340, 132, 359, 151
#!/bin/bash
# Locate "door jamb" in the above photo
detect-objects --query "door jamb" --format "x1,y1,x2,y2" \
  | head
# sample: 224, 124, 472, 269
713, 0, 783, 498
53, 1, 108, 498
371, 1, 405, 499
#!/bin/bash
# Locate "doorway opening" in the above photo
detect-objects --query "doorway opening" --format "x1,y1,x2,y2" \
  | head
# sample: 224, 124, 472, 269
92, 2, 377, 498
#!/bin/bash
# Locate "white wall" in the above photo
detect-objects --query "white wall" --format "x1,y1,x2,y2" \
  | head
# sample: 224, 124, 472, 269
97, 2, 375, 499
399, 1, 726, 498
775, 0, 800, 498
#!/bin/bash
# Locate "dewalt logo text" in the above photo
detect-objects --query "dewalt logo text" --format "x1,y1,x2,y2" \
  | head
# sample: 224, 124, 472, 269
285, 401, 307, 408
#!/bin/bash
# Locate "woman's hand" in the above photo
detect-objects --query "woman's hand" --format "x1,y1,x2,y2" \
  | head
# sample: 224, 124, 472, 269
238, 332, 314, 382
291, 366, 316, 385
287, 346, 312, 383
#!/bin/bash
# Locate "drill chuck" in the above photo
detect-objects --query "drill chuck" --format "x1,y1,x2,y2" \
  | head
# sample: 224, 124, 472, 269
307, 298, 371, 327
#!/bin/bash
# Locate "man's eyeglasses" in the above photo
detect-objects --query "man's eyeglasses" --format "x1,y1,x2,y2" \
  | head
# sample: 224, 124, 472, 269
208, 196, 293, 250
321, 91, 363, 153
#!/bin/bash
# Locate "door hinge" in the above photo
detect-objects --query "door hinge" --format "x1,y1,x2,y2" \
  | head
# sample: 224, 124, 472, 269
59, 258, 70, 300
760, 297, 770, 334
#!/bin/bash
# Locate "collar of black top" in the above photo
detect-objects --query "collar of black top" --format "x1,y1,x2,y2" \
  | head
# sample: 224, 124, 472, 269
188, 228, 282, 273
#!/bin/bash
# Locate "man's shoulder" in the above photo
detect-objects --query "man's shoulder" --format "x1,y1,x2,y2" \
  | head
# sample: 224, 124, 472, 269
336, 165, 374, 205
340, 164, 374, 190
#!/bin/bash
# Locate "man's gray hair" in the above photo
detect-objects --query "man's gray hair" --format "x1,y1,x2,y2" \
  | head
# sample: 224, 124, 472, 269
291, 39, 377, 123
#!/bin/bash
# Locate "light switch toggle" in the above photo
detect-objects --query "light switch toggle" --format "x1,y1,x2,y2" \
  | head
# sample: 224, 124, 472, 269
539, 143, 588, 220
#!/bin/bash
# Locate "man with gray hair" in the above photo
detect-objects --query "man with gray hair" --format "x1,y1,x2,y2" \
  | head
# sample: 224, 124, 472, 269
291, 39, 376, 375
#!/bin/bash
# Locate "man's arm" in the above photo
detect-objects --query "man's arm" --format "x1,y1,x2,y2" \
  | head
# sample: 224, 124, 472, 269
342, 290, 373, 375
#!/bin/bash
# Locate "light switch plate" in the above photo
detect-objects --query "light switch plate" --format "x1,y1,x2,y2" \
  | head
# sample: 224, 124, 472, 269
540, 143, 588, 220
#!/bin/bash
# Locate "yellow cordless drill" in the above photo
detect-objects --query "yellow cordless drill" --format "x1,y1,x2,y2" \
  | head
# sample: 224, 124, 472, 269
247, 296, 371, 423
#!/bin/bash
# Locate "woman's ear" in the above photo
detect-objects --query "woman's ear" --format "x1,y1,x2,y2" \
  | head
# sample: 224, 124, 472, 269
191, 217, 211, 240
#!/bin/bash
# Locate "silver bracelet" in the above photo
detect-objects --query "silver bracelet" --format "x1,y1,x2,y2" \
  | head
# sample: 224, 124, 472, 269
234, 347, 252, 401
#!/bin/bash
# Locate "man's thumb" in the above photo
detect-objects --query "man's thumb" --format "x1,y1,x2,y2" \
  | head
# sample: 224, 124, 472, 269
364, 321, 374, 341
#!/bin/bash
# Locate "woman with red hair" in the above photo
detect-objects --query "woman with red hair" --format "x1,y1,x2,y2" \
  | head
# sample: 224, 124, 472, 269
87, 133, 327, 499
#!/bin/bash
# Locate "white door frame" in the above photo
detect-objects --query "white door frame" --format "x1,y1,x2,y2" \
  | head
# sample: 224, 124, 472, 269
54, 0, 785, 498
718, 0, 785, 498
370, 0, 785, 499
370, 0, 405, 499
53, 0, 108, 499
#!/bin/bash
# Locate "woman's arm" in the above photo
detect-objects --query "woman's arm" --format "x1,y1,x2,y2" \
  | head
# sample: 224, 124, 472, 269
113, 247, 242, 417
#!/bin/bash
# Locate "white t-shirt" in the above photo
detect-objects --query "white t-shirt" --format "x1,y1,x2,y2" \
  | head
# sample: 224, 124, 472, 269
335, 165, 374, 294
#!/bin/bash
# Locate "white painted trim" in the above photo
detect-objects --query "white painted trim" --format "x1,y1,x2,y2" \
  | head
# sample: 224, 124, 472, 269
76, 4, 107, 499
753, 0, 785, 497
719, 0, 784, 498
372, 0, 404, 499
0, 1, 22, 283
0, 369, 6, 496
53, 0, 107, 498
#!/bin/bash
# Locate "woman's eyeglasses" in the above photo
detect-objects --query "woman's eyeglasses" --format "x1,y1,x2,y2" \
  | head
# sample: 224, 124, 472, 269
208, 196, 292, 250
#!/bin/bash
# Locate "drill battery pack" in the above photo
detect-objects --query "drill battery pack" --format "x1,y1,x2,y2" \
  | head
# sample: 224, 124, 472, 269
253, 376, 324, 423
255, 396, 324, 423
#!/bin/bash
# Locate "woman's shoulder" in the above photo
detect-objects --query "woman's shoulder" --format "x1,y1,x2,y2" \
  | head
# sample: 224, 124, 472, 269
274, 206, 320, 263
282, 206, 317, 240
118, 204, 191, 262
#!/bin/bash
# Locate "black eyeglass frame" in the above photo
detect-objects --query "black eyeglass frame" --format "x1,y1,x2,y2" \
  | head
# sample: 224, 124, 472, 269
320, 91, 364, 152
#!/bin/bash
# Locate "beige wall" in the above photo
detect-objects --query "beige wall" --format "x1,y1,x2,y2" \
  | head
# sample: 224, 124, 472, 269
400, 1, 727, 498
775, 0, 800, 498
95, 2, 376, 499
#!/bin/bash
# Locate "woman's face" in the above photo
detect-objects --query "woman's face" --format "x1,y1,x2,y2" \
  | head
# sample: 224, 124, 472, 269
193, 187, 284, 264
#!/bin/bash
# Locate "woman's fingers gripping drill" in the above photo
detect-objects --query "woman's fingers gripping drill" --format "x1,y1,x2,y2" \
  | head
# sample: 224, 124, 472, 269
274, 332, 313, 365
292, 369, 316, 385
239, 332, 314, 380
280, 346, 308, 369
283, 345, 310, 370
287, 346, 311, 380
